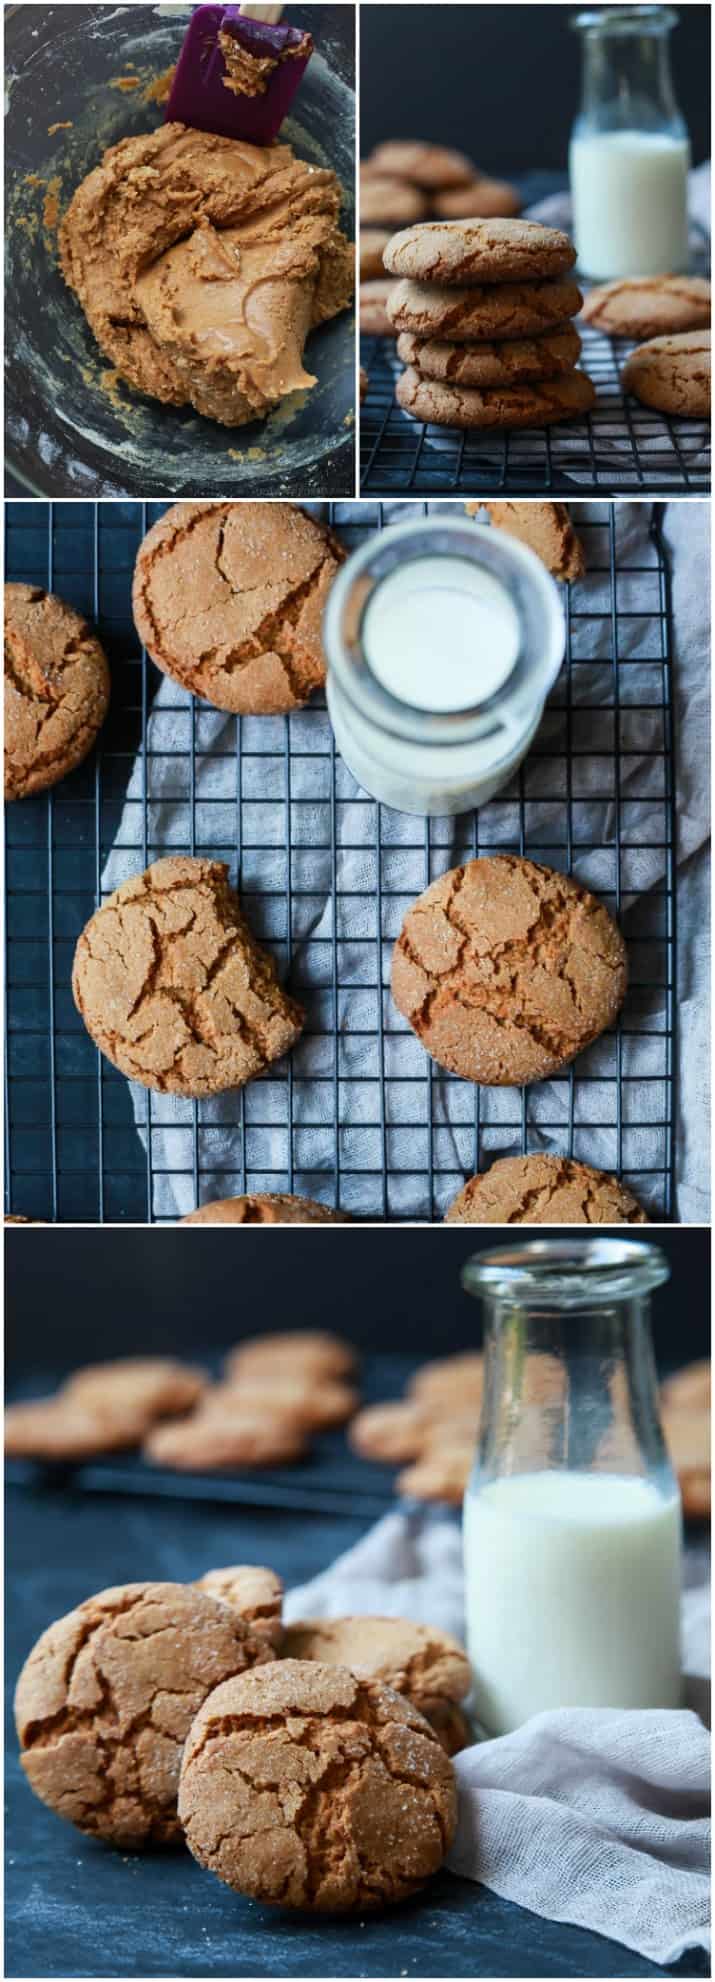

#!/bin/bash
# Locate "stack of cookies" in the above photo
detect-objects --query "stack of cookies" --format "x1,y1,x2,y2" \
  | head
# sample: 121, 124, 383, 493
360, 140, 521, 341
384, 219, 596, 431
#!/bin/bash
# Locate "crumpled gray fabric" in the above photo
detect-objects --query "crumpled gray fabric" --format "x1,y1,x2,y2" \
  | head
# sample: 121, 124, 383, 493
102, 500, 708, 1221
287, 1506, 710, 1967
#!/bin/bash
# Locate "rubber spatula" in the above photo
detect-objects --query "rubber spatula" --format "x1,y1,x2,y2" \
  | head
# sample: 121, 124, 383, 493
166, 3, 313, 145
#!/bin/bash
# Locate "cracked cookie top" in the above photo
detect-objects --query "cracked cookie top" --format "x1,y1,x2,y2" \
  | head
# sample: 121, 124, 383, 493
383, 218, 576, 286
392, 855, 627, 1087
72, 856, 303, 1098
15, 1581, 274, 1848
282, 1617, 471, 1711
181, 1192, 348, 1224
195, 1567, 284, 1647
445, 1153, 648, 1224
132, 500, 344, 716
5, 584, 110, 801
178, 1658, 457, 1911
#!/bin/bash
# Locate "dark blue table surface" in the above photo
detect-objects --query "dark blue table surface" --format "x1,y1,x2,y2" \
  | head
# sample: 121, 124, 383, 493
6, 1465, 709, 1980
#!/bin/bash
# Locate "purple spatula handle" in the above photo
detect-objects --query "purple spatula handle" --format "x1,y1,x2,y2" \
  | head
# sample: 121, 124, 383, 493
166, 4, 313, 144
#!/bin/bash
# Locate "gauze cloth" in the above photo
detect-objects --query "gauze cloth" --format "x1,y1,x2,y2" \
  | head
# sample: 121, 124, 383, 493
286, 1507, 710, 1966
103, 501, 709, 1221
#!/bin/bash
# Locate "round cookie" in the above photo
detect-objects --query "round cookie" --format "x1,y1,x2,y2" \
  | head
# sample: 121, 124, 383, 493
207, 1376, 358, 1430
62, 1356, 206, 1422
397, 365, 595, 429
144, 1412, 308, 1470
5, 1397, 146, 1461
178, 1659, 457, 1911
581, 275, 710, 340
392, 855, 626, 1086
360, 229, 392, 279
384, 219, 576, 286
282, 1616, 471, 1717
195, 1567, 284, 1647
479, 500, 586, 581
349, 1400, 445, 1464
432, 177, 521, 219
397, 1446, 473, 1507
622, 331, 710, 418
181, 1194, 347, 1225
422, 1698, 472, 1757
661, 1360, 711, 1413
387, 276, 584, 342
5, 584, 110, 802
367, 142, 476, 190
72, 856, 303, 1099
360, 175, 428, 226
132, 501, 344, 717
360, 277, 399, 335
15, 1581, 274, 1846
225, 1329, 356, 1382
396, 324, 582, 386
408, 1354, 484, 1408
445, 1154, 648, 1225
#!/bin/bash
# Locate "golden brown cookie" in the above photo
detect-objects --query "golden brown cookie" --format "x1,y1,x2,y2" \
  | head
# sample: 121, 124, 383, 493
388, 275, 583, 342
661, 1361, 711, 1413
367, 142, 476, 190
144, 1412, 308, 1470
60, 126, 353, 427
398, 325, 581, 387
62, 1356, 206, 1422
207, 1376, 358, 1431
392, 855, 626, 1085
194, 1566, 284, 1647
661, 1406, 710, 1520
72, 856, 303, 1098
178, 1659, 457, 1910
432, 177, 521, 219
5, 584, 110, 802
421, 1697, 473, 1757
444, 1154, 648, 1224
407, 1354, 484, 1408
360, 228, 392, 279
360, 277, 399, 334
397, 1446, 473, 1506
282, 1616, 471, 1717
384, 219, 576, 286
396, 365, 596, 430
622, 331, 710, 417
132, 501, 343, 717
181, 1194, 347, 1225
349, 1400, 444, 1464
5, 1397, 146, 1461
15, 1582, 273, 1846
225, 1329, 356, 1382
471, 500, 586, 580
360, 175, 428, 226
581, 276, 711, 340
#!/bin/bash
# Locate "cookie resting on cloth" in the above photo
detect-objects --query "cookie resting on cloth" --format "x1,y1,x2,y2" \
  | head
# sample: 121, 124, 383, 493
59, 124, 353, 427
391, 855, 627, 1085
444, 1154, 648, 1224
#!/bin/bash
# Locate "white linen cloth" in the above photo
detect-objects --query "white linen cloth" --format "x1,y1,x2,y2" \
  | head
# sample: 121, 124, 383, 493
103, 501, 709, 1221
286, 1508, 711, 1966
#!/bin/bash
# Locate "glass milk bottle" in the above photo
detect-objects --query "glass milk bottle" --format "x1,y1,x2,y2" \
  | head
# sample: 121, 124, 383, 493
323, 515, 565, 818
462, 1239, 682, 1735
569, 6, 690, 278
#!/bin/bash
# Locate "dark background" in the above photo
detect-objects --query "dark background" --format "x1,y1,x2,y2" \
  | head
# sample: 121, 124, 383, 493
6, 1226, 710, 1385
360, 3, 710, 172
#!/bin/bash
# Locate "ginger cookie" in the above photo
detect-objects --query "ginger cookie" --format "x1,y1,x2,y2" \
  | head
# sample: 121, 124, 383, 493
661, 1360, 711, 1413
444, 1154, 648, 1224
396, 365, 596, 430
282, 1617, 471, 1719
360, 175, 428, 226
398, 325, 581, 387
5, 584, 110, 801
660, 1406, 710, 1520
132, 501, 344, 717
367, 142, 475, 190
349, 1400, 446, 1464
421, 1698, 472, 1757
384, 219, 576, 286
360, 229, 392, 279
408, 1354, 484, 1408
195, 1567, 284, 1647
178, 1659, 457, 1911
360, 277, 399, 334
581, 275, 710, 340
15, 1582, 274, 1847
622, 331, 710, 417
470, 500, 586, 580
207, 1376, 358, 1431
432, 177, 521, 219
392, 855, 626, 1085
5, 1397, 146, 1461
72, 856, 303, 1098
181, 1193, 347, 1225
388, 275, 583, 342
225, 1329, 356, 1382
397, 1446, 473, 1507
144, 1412, 308, 1470
62, 1356, 206, 1423
60, 126, 353, 428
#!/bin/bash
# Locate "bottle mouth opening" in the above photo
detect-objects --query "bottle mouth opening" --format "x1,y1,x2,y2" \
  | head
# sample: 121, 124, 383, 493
571, 5, 678, 33
462, 1238, 671, 1305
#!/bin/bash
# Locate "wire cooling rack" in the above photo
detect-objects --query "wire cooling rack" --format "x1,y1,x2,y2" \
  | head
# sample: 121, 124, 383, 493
4, 499, 677, 1223
360, 323, 711, 495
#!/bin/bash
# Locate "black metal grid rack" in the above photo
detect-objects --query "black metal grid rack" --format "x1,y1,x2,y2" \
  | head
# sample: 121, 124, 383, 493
5, 500, 677, 1223
360, 324, 710, 495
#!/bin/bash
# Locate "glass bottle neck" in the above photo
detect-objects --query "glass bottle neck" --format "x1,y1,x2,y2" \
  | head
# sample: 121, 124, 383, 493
576, 18, 684, 135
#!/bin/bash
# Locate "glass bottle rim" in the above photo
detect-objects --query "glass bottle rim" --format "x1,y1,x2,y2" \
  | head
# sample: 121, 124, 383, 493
571, 5, 679, 35
462, 1237, 670, 1307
